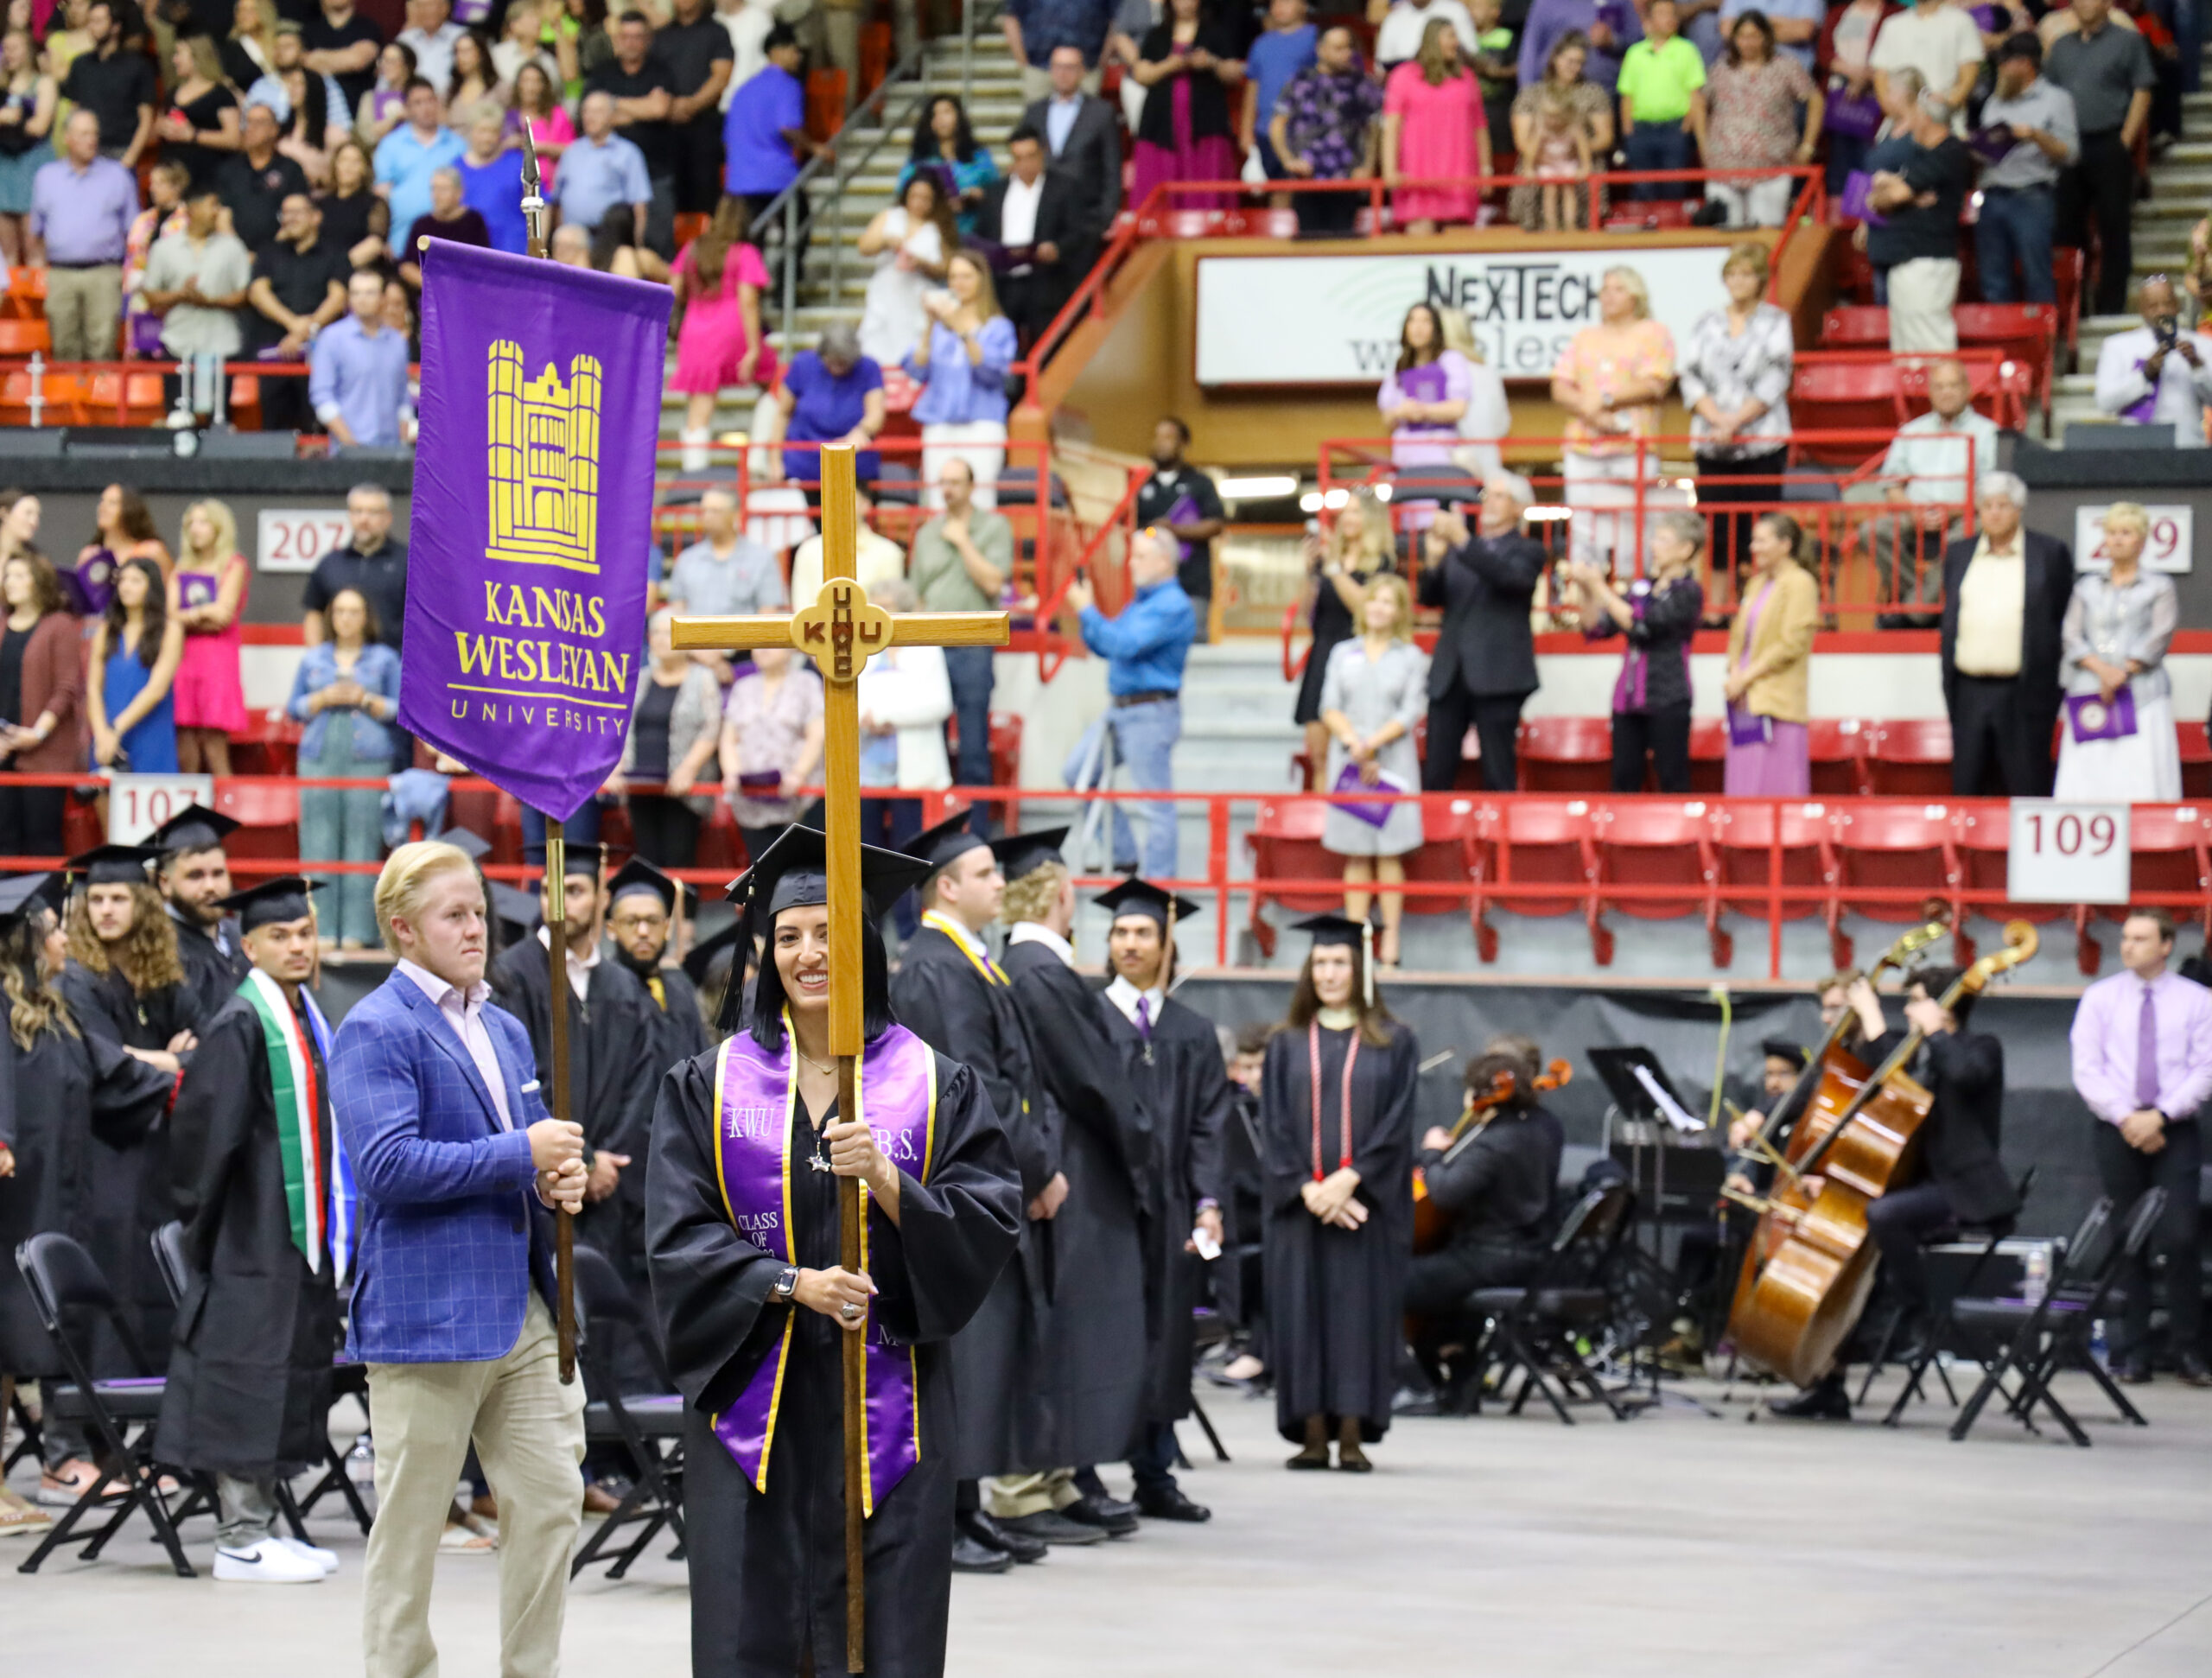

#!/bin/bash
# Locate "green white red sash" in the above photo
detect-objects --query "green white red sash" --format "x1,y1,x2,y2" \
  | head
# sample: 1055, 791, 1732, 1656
240, 969, 346, 1280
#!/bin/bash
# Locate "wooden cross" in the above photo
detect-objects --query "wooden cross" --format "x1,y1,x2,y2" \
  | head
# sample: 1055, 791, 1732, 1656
670, 442, 1007, 1670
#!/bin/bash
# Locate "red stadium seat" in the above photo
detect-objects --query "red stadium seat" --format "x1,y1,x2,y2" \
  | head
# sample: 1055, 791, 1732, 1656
1402, 796, 1484, 936
1810, 717, 1872, 797
1819, 306, 1890, 347
1688, 717, 1728, 793
213, 780, 301, 867
1790, 361, 1900, 459
1895, 357, 2031, 431
1518, 715, 1612, 792
1828, 800, 1961, 970
0, 318, 49, 353
226, 713, 301, 779
2178, 721, 2210, 798
2072, 805, 2212, 976
696, 800, 747, 874
1955, 303, 2058, 420
1472, 798, 1600, 963
1713, 798, 1834, 931
1245, 796, 1353, 958
1866, 718, 1953, 796
1952, 802, 2068, 965
1589, 798, 1726, 967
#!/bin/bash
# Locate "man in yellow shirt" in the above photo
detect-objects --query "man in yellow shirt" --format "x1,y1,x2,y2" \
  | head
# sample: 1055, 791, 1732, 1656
1617, 0, 1707, 200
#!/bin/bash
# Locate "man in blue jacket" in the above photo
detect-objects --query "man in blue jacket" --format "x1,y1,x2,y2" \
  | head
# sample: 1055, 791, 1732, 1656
331, 839, 588, 1678
1063, 525, 1196, 879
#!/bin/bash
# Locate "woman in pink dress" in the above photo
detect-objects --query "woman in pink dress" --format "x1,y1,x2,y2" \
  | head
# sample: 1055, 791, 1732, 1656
1382, 16, 1491, 234
169, 498, 250, 775
1130, 0, 1247, 213
671, 195, 778, 467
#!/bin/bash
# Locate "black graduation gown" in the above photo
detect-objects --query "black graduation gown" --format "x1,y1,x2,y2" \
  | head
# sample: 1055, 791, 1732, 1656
1001, 938, 1154, 1467
1219, 1084, 1265, 1337
0, 1020, 175, 1376
1259, 1021, 1420, 1444
1102, 991, 1230, 1427
645, 1050, 1021, 1678
169, 910, 251, 1024
156, 993, 343, 1477
624, 954, 711, 1073
889, 925, 1056, 1478
56, 961, 199, 1364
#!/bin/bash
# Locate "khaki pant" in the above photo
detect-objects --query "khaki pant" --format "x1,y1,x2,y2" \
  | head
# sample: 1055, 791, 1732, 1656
43, 264, 122, 363
364, 1295, 586, 1678
986, 1467, 1077, 1519
1885, 257, 1961, 353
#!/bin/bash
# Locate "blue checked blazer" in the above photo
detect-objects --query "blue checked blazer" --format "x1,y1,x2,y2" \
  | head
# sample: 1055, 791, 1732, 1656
330, 970, 559, 1363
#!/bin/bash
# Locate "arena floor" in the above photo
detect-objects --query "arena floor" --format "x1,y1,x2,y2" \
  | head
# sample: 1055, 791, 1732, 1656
6, 1369, 2207, 1676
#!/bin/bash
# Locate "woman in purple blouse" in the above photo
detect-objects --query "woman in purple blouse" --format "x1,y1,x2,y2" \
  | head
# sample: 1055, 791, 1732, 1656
1570, 510, 1706, 792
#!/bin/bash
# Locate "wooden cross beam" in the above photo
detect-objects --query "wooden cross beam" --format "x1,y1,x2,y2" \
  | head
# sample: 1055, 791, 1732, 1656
670, 442, 1008, 1670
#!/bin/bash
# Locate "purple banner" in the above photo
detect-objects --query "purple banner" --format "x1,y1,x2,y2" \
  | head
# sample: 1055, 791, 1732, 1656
399, 242, 671, 821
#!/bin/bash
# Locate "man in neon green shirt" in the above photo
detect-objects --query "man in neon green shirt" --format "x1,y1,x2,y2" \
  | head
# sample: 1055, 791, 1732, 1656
1617, 0, 1707, 200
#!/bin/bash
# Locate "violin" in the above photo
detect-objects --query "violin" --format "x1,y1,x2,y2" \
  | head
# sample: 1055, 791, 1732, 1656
1726, 921, 2037, 1389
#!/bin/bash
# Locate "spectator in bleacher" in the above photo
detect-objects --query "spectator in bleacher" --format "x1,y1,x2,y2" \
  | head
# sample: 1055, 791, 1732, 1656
356, 41, 417, 148
457, 102, 527, 252
1860, 70, 1971, 351
550, 0, 617, 103
1294, 486, 1392, 787
1616, 0, 1704, 201
1415, 473, 1543, 794
1062, 524, 1195, 877
1380, 300, 1475, 508
1023, 42, 1124, 236
1849, 357, 1998, 624
671, 195, 773, 469
170, 499, 250, 778
2094, 274, 2212, 443
304, 484, 406, 651
1436, 308, 1512, 484
28, 109, 137, 364
443, 28, 501, 116
976, 124, 1093, 353
912, 457, 1010, 813
851, 575, 949, 888
1383, 16, 1491, 235
1938, 469, 2071, 797
79, 485, 168, 602
1130, 0, 1246, 213
591, 11, 682, 238
1465, 0, 1518, 159
216, 101, 312, 255
156, 34, 243, 195
1551, 264, 1675, 579
1508, 32, 1611, 232
373, 76, 463, 253
2053, 501, 2179, 801
857, 170, 953, 365
716, 0, 775, 99
1720, 511, 1817, 795
1700, 10, 1821, 227
658, 0, 734, 215
89, 556, 182, 773
318, 137, 390, 267
0, 28, 59, 264
1518, 0, 1640, 99
1242, 0, 1316, 207
1001, 0, 1117, 103
556, 89, 652, 245
222, 0, 281, 91
722, 24, 818, 231
664, 486, 785, 677
789, 482, 904, 601
397, 163, 489, 289
1975, 31, 2077, 307
397, 0, 465, 92
899, 93, 1001, 236
1106, 0, 1160, 133
43, 0, 92, 85
1270, 23, 1382, 238
0, 492, 41, 573
608, 606, 722, 868
1718, 0, 1821, 69
0, 551, 84, 859
1868, 0, 1983, 127
305, 0, 385, 117
906, 249, 1017, 509
2046, 0, 2154, 317
270, 46, 356, 186
494, 0, 560, 90
1135, 413, 1224, 629
1816, 0, 1897, 195
56, 1, 153, 166
288, 585, 401, 949
309, 270, 413, 449
718, 639, 825, 860
1680, 240, 1794, 582
143, 185, 253, 424
1572, 509, 1706, 794
1380, 0, 1479, 70
762, 319, 885, 487
1319, 571, 1426, 967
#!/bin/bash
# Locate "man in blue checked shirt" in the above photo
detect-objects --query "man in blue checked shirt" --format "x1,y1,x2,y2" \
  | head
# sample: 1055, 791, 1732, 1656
1063, 526, 1195, 878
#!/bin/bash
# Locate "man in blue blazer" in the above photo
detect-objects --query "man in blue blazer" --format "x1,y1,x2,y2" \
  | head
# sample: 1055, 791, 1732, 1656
331, 839, 589, 1678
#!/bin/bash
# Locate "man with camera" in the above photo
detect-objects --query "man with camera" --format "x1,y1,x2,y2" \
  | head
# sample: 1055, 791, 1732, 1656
2093, 273, 2212, 447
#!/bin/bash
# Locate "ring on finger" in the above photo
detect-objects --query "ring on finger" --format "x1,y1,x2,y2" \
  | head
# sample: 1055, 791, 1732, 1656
840, 1302, 861, 1320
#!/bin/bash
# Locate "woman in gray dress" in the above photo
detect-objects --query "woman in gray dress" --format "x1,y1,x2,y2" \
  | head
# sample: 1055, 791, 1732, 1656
1319, 574, 1429, 968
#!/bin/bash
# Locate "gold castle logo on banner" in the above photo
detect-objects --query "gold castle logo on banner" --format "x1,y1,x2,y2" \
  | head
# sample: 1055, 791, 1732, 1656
486, 340, 603, 574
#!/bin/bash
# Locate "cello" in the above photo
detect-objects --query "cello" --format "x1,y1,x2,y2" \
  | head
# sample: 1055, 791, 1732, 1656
1726, 922, 2037, 1388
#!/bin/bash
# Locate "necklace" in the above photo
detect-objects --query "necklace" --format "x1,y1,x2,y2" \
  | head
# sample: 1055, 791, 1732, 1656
793, 1041, 836, 1077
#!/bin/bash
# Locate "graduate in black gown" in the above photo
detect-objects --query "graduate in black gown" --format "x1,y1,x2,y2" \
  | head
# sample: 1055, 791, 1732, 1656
156, 877, 347, 1583
645, 826, 1021, 1678
683, 917, 750, 1050
1094, 876, 1230, 1522
606, 857, 711, 1072
145, 805, 252, 1021
888, 811, 1056, 1570
56, 844, 201, 1376
0, 874, 175, 1510
1258, 915, 1420, 1471
995, 828, 1151, 1541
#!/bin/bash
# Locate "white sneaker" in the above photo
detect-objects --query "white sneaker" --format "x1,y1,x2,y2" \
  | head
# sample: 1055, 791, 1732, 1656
279, 1535, 340, 1574
213, 1535, 327, 1584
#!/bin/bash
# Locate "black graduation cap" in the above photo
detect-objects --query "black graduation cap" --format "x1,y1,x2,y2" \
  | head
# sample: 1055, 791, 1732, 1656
213, 874, 321, 932
903, 808, 990, 880
608, 857, 685, 916
0, 871, 58, 927
434, 826, 493, 862
67, 843, 157, 887
144, 804, 239, 857
524, 841, 604, 879
1760, 1038, 1808, 1071
1094, 875, 1202, 929
489, 880, 543, 937
681, 916, 748, 987
731, 825, 933, 925
990, 825, 1069, 881
1293, 912, 1376, 1007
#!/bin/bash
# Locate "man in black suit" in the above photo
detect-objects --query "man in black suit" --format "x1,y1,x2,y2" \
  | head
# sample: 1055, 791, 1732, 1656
1021, 43, 1122, 244
976, 126, 1097, 353
1417, 473, 1547, 793
1938, 471, 2074, 798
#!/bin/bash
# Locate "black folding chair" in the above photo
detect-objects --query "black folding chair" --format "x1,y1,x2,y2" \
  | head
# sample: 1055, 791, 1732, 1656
14, 1232, 195, 1577
1948, 1192, 2154, 1446
1183, 1306, 1230, 1465
291, 1362, 374, 1535
1466, 1183, 1638, 1426
570, 1246, 686, 1581
1872, 1163, 2040, 1423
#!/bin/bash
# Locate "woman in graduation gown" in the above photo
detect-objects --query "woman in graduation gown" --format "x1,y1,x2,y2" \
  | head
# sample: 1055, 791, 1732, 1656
646, 825, 1023, 1678
0, 874, 177, 1509
1259, 915, 1421, 1471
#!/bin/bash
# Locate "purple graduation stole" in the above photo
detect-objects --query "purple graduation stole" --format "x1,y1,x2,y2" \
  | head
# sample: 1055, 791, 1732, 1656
709, 1020, 938, 1516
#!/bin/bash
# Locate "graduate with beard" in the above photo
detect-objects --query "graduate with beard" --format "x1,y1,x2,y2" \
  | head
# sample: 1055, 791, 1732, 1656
157, 877, 348, 1585
889, 810, 1058, 1571
645, 825, 1022, 1677
992, 828, 1151, 1542
0, 874, 175, 1520
145, 805, 251, 1020
606, 857, 710, 1071
1095, 876, 1230, 1523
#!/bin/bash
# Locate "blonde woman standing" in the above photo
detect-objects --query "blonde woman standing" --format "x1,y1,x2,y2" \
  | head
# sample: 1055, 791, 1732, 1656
170, 499, 250, 776
1294, 486, 1392, 784
2054, 503, 2182, 802
1721, 511, 1819, 795
1550, 265, 1675, 579
1438, 307, 1511, 481
1319, 575, 1427, 968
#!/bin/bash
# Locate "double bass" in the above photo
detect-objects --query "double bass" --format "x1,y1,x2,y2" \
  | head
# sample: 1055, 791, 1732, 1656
1725, 923, 2037, 1389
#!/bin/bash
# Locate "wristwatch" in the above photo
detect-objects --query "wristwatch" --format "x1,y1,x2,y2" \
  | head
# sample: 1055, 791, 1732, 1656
772, 1266, 799, 1303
